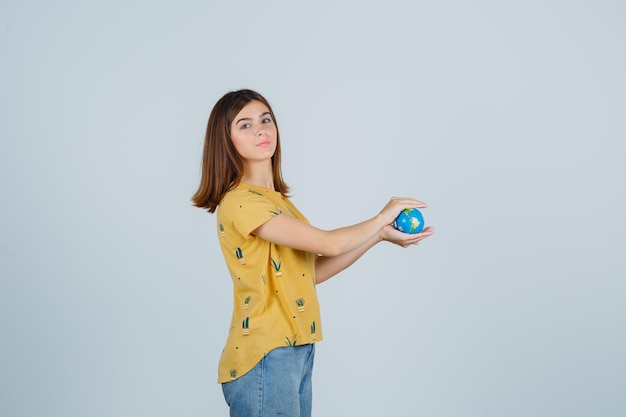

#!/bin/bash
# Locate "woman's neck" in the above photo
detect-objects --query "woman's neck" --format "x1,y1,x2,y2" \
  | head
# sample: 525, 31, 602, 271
241, 161, 275, 190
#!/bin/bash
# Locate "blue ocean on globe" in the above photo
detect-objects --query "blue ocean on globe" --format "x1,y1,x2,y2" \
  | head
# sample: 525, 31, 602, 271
393, 208, 425, 234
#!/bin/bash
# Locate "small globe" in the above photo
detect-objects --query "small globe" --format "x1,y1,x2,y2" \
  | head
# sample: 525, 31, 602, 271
393, 208, 425, 234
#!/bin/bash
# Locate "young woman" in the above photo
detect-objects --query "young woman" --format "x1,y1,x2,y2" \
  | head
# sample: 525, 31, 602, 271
192, 89, 434, 417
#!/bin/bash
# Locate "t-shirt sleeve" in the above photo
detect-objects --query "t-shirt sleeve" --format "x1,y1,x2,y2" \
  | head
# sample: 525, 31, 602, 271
231, 192, 282, 238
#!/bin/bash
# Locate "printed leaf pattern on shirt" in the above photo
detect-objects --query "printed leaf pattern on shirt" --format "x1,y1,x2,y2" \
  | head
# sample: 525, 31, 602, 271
271, 257, 282, 276
285, 334, 297, 346
242, 317, 250, 335
269, 206, 283, 216
235, 247, 245, 264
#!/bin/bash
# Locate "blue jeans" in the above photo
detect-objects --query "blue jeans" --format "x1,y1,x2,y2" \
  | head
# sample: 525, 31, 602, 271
222, 344, 315, 417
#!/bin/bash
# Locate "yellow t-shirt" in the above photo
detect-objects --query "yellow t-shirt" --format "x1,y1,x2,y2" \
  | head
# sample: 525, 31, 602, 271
216, 183, 323, 383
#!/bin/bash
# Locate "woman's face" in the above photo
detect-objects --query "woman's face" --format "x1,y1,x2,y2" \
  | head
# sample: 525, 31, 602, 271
229, 100, 277, 163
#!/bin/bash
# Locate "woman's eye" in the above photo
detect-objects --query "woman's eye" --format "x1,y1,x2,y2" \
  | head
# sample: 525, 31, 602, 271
262, 118, 272, 124
241, 123, 251, 129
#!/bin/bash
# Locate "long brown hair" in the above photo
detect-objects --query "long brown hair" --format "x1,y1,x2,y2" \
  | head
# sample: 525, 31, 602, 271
192, 89, 289, 213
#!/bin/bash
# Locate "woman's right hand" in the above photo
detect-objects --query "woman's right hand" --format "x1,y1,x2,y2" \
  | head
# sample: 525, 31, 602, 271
378, 197, 428, 225
380, 224, 434, 247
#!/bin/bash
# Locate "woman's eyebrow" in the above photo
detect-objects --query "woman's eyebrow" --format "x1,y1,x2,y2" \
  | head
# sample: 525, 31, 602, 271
235, 112, 271, 125
235, 117, 251, 125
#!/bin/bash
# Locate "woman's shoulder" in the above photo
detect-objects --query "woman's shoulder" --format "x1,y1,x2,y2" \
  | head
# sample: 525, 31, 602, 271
219, 184, 273, 210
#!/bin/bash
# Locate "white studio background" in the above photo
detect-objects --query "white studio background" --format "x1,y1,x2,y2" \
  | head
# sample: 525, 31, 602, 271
1, 1, 625, 416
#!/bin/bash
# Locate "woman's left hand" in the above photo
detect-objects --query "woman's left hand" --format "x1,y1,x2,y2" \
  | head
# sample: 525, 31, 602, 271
380, 225, 435, 248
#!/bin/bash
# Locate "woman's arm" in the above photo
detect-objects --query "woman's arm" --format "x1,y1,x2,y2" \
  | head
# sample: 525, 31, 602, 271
314, 232, 381, 284
252, 197, 426, 257
314, 225, 435, 284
